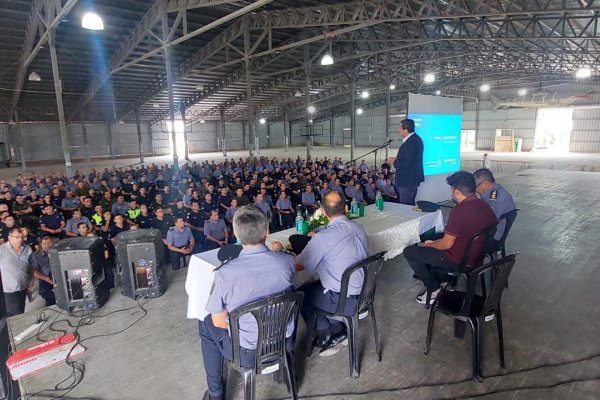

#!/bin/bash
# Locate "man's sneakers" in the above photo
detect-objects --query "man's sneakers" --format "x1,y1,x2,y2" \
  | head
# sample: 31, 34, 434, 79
416, 288, 441, 305
202, 390, 224, 400
318, 332, 348, 357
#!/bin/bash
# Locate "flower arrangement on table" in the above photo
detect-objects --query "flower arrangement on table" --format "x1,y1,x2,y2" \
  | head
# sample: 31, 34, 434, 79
307, 208, 355, 232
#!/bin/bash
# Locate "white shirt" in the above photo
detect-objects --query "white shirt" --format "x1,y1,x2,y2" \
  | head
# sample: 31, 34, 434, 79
402, 132, 415, 145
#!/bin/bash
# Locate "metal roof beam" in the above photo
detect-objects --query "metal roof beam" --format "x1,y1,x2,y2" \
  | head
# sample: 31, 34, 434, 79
7, 0, 78, 122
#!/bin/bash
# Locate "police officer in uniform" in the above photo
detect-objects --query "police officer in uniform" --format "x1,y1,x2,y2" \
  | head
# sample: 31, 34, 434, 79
203, 210, 229, 251
31, 236, 56, 306
201, 205, 295, 400
473, 168, 516, 243
151, 207, 173, 263
272, 191, 368, 357
166, 216, 194, 270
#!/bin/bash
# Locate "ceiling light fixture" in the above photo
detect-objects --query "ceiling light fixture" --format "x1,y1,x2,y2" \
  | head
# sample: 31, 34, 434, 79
423, 73, 436, 84
153, 102, 159, 108
196, 84, 204, 91
307, 105, 316, 114
480, 83, 491, 92
259, 118, 266, 124
360, 90, 369, 99
389, 84, 396, 90
199, 118, 206, 124
320, 41, 334, 66
28, 72, 41, 82
356, 107, 364, 115
518, 88, 528, 96
294, 90, 302, 97
81, 12, 104, 30
435, 90, 441, 95
575, 67, 592, 79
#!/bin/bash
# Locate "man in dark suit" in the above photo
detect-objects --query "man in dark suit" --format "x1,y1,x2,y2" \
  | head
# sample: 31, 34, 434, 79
386, 119, 424, 205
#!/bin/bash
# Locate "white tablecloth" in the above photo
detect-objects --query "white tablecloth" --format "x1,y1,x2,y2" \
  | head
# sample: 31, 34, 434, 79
185, 202, 443, 321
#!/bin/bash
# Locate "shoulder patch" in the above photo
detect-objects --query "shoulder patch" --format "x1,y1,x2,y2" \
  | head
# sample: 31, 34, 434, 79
489, 189, 498, 201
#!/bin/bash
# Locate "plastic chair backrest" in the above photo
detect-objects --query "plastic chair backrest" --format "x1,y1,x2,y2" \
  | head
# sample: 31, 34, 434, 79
459, 223, 498, 270
336, 252, 386, 315
458, 254, 517, 317
497, 209, 519, 253
229, 291, 304, 374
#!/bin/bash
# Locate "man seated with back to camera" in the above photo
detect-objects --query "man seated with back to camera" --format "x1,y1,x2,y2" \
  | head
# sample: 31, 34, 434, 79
473, 168, 517, 248
200, 205, 295, 400
272, 191, 368, 357
403, 171, 497, 305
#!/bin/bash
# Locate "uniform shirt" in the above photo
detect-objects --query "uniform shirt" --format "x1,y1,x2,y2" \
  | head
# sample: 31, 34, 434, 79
61, 198, 80, 210
187, 211, 205, 229
0, 243, 32, 293
480, 184, 516, 240
253, 201, 270, 215
444, 196, 498, 264
319, 187, 331, 201
111, 202, 129, 216
296, 216, 368, 295
200, 201, 218, 218
151, 217, 173, 239
137, 214, 154, 230
108, 224, 130, 240
225, 207, 237, 221
276, 198, 292, 211
204, 219, 227, 240
302, 192, 316, 206
166, 226, 193, 247
40, 212, 64, 230
206, 245, 294, 349
31, 249, 52, 277
66, 216, 92, 235
344, 186, 357, 198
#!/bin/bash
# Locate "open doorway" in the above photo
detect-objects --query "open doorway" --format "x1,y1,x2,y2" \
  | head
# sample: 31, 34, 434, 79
534, 108, 573, 152
166, 120, 186, 159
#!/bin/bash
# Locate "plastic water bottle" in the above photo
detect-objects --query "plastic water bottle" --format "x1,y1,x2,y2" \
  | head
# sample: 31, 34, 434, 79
351, 198, 359, 217
295, 209, 304, 232
376, 190, 384, 211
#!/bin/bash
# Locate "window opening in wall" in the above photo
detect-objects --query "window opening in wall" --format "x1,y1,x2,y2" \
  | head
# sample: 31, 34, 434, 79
166, 120, 186, 159
534, 108, 573, 153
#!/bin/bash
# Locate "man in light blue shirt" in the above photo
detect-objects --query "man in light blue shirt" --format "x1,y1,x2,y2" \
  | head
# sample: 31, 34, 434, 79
285, 191, 368, 357
201, 206, 294, 400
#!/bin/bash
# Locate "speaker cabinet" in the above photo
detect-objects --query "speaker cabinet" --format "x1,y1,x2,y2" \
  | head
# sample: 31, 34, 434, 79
115, 229, 167, 300
49, 237, 109, 313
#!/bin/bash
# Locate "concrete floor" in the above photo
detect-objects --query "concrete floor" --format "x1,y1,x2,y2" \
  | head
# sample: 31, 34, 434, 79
7, 166, 600, 399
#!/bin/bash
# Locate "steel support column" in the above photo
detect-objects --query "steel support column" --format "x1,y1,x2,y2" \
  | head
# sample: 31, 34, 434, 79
107, 123, 114, 159
135, 109, 145, 164
180, 107, 190, 160
283, 111, 289, 152
330, 115, 335, 148
244, 22, 254, 160
48, 28, 73, 177
385, 87, 391, 160
80, 110, 91, 168
304, 44, 311, 160
220, 108, 227, 156
163, 11, 179, 170
350, 79, 355, 162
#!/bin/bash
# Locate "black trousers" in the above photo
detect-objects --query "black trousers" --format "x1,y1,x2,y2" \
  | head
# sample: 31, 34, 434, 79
403, 245, 459, 292
396, 185, 418, 206
5, 290, 27, 316
299, 282, 358, 334
39, 280, 56, 307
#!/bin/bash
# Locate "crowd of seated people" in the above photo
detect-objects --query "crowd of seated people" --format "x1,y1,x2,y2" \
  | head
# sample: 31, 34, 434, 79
0, 156, 395, 276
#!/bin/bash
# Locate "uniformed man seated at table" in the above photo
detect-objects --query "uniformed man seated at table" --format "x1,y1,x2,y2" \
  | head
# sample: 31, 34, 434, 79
166, 216, 195, 270
473, 168, 517, 245
403, 171, 497, 305
200, 205, 295, 400
274, 191, 368, 357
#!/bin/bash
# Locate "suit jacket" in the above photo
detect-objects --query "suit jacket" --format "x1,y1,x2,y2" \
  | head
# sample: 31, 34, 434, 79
393, 133, 424, 188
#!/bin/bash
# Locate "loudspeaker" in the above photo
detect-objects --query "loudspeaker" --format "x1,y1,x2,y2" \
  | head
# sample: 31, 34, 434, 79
0, 318, 19, 399
115, 229, 167, 300
49, 237, 109, 313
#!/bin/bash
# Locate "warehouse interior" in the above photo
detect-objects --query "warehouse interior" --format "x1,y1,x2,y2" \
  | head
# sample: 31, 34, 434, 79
1, 1, 600, 399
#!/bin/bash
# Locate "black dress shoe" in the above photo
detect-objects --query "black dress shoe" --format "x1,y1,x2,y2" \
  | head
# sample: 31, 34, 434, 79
318, 332, 348, 357
312, 333, 331, 348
